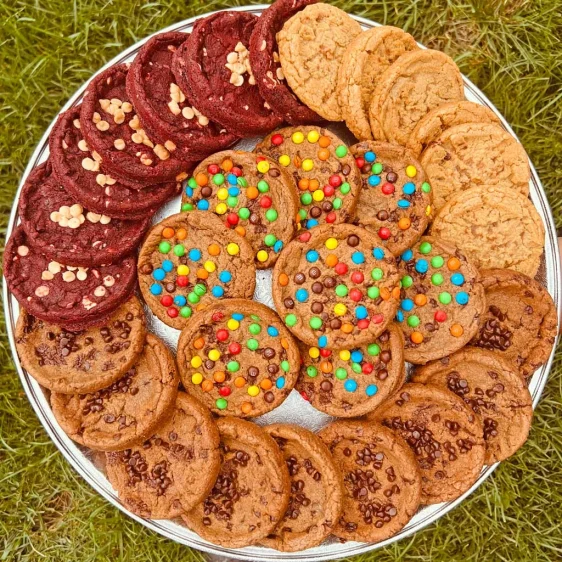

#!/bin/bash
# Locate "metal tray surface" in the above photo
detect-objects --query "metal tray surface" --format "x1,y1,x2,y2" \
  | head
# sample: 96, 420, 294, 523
3, 6, 561, 561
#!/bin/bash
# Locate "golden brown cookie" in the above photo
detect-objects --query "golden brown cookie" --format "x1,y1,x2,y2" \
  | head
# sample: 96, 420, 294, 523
277, 3, 362, 121
406, 100, 501, 156
368, 383, 485, 504
319, 420, 421, 542
430, 186, 544, 277
413, 348, 533, 464
470, 268, 558, 378
261, 424, 343, 552
420, 122, 530, 211
338, 27, 418, 140
368, 49, 464, 144
182, 417, 290, 548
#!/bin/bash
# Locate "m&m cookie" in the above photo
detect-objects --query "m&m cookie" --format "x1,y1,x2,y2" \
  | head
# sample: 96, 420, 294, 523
138, 212, 255, 330
176, 299, 299, 417
273, 224, 401, 350
396, 236, 485, 364
255, 126, 362, 230
350, 141, 432, 255
297, 324, 405, 418
182, 150, 298, 269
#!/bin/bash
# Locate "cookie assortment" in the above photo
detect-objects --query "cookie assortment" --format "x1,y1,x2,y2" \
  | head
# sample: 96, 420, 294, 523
4, 0, 557, 555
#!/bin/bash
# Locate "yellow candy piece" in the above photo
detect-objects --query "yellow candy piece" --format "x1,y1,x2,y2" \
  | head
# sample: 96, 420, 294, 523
191, 372, 203, 385
204, 260, 216, 273
279, 154, 291, 167
177, 264, 189, 276
334, 303, 347, 316
312, 189, 325, 202
208, 349, 221, 361
248, 385, 260, 397
217, 188, 228, 201
257, 160, 270, 173
301, 158, 314, 172
292, 131, 304, 144
307, 130, 320, 143
406, 165, 417, 178
227, 243, 239, 255
190, 356, 202, 368
426, 205, 432, 216
257, 250, 268, 262
215, 202, 227, 215
325, 237, 338, 250
339, 350, 351, 361
309, 347, 320, 359
227, 319, 240, 330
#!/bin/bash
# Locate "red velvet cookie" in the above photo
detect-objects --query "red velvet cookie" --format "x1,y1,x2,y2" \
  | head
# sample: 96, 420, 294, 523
171, 11, 283, 137
249, 0, 323, 125
126, 31, 238, 161
80, 64, 192, 187
50, 107, 181, 220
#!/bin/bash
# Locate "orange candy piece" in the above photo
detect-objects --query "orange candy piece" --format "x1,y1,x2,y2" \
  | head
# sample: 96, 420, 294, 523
278, 273, 289, 286
234, 376, 246, 388
414, 294, 427, 306
380, 287, 391, 301
320, 361, 332, 373
194, 337, 205, 349
325, 254, 338, 267
214, 371, 226, 383
246, 186, 259, 199
392, 286, 401, 299
201, 380, 214, 392
197, 268, 209, 279
235, 226, 246, 237
241, 402, 252, 415
195, 172, 208, 186
341, 323, 354, 334
260, 379, 273, 390
318, 148, 330, 161
450, 324, 464, 337
162, 227, 175, 239
176, 228, 187, 241
281, 337, 289, 350
309, 179, 320, 191
298, 178, 310, 190
410, 331, 424, 344
398, 217, 411, 230
319, 136, 331, 148
447, 257, 461, 271
208, 244, 220, 256
222, 158, 233, 172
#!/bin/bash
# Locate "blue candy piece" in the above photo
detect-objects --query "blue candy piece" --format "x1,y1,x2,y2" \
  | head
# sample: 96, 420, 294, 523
227, 173, 238, 185
373, 248, 385, 260
150, 283, 162, 296
306, 219, 319, 229
295, 288, 309, 302
456, 291, 469, 305
306, 250, 319, 262
415, 259, 428, 274
351, 350, 363, 363
403, 182, 416, 195
267, 326, 279, 337
356, 306, 368, 320
344, 379, 358, 392
366, 384, 378, 397
274, 240, 283, 253
232, 313, 244, 321
351, 252, 365, 264
365, 151, 376, 162
396, 310, 404, 322
368, 175, 381, 187
276, 377, 286, 389
211, 286, 224, 297
401, 249, 413, 261
228, 187, 239, 197
318, 335, 328, 348
174, 295, 187, 307
197, 200, 209, 210
189, 248, 202, 261
451, 272, 465, 286
153, 268, 166, 281
185, 186, 194, 197
219, 271, 232, 283
162, 259, 174, 272
401, 299, 414, 312
397, 199, 410, 208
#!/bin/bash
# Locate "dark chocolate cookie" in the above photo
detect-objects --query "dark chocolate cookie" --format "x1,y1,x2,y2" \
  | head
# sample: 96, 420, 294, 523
171, 11, 283, 137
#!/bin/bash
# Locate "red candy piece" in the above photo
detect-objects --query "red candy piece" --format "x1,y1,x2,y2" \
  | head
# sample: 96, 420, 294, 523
167, 307, 179, 318
271, 133, 284, 146
227, 213, 239, 226
216, 329, 229, 342
219, 387, 231, 397
260, 196, 272, 208
381, 182, 395, 195
351, 271, 364, 284
176, 275, 189, 287
299, 232, 312, 242
320, 349, 332, 358
300, 391, 310, 401
335, 262, 348, 275
212, 311, 225, 322
160, 295, 173, 307
378, 227, 391, 240
231, 166, 242, 177
228, 342, 242, 355
435, 310, 448, 323
357, 319, 370, 330
323, 185, 335, 197
350, 288, 363, 302
329, 174, 342, 188
362, 363, 374, 374
372, 313, 384, 324
355, 157, 365, 168
208, 163, 220, 175
326, 212, 337, 223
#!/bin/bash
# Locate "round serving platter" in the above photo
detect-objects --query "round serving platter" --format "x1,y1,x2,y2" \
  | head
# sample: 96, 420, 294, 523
4, 5, 561, 561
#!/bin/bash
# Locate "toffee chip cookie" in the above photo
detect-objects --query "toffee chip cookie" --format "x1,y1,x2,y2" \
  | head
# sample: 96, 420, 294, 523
350, 141, 432, 255
338, 27, 418, 140
368, 383, 485, 504
172, 11, 282, 137
406, 100, 501, 157
471, 268, 558, 378
80, 64, 191, 187
277, 3, 362, 121
106, 392, 220, 519
255, 126, 362, 230
177, 299, 300, 417
413, 348, 533, 463
19, 160, 149, 267
51, 333, 179, 451
261, 424, 343, 552
396, 236, 486, 364
5, 226, 137, 328
249, 0, 323, 125
183, 417, 290, 548
297, 324, 405, 418
273, 224, 401, 350
319, 421, 421, 542
431, 186, 544, 277
420, 123, 531, 211
15, 296, 146, 394
368, 49, 464, 145
50, 107, 181, 220
181, 150, 298, 269
126, 31, 238, 161
138, 212, 256, 330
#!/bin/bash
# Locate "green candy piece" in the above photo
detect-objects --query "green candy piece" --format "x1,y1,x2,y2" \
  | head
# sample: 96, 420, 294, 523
301, 192, 312, 205
188, 177, 197, 189
194, 283, 206, 296
401, 275, 413, 288
180, 306, 192, 318
367, 343, 381, 356
215, 398, 228, 410
187, 292, 200, 304
307, 365, 318, 378
352, 362, 362, 374
250, 314, 260, 321
239, 207, 250, 220
299, 209, 308, 220
227, 360, 240, 372
335, 284, 349, 297
212, 173, 225, 186
431, 273, 444, 286
285, 314, 297, 327
309, 317, 323, 330
227, 196, 238, 208
181, 203, 193, 212
371, 268, 383, 281
419, 241, 432, 254
335, 368, 347, 380
367, 286, 380, 299
158, 241, 171, 254
421, 182, 431, 193
431, 256, 444, 268
264, 234, 276, 247
265, 209, 278, 222
332, 197, 343, 210
257, 180, 269, 193
247, 338, 259, 351
439, 292, 452, 305
249, 323, 261, 335
237, 177, 248, 187
280, 360, 290, 372
407, 315, 420, 328
340, 182, 351, 195
173, 244, 185, 257
372, 162, 383, 174
335, 145, 348, 158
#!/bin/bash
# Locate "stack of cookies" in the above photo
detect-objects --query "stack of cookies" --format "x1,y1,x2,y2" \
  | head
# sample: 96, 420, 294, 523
5, 0, 558, 554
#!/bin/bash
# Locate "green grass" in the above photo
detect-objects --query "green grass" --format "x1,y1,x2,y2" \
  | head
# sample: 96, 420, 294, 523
1, 0, 561, 561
